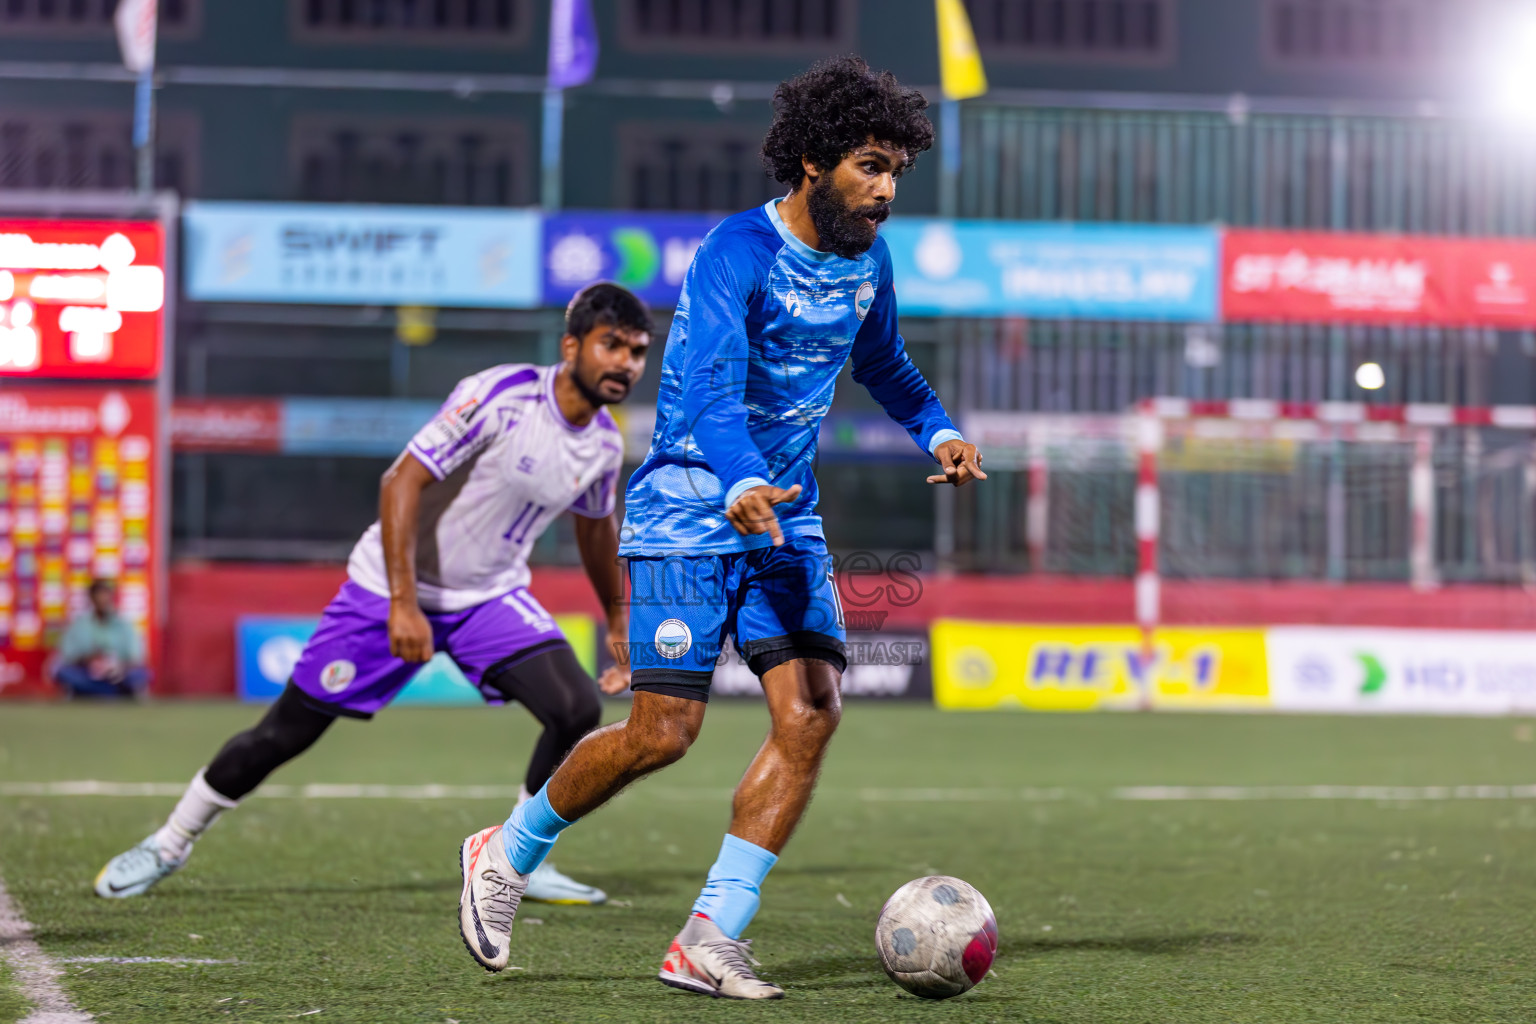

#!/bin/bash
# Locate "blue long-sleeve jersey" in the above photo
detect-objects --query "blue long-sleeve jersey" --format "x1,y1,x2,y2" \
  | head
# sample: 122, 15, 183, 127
619, 199, 963, 556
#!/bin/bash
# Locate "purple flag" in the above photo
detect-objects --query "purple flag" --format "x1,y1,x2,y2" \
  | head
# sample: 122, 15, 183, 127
548, 0, 599, 90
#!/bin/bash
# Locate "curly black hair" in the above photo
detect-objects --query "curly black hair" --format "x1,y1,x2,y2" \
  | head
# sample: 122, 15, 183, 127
762, 55, 935, 189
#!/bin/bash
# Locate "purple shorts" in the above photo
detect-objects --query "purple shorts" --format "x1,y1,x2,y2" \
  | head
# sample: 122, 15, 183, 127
290, 581, 568, 718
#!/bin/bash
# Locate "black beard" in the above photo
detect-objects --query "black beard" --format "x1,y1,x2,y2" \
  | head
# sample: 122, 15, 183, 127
806, 175, 889, 259
572, 353, 627, 408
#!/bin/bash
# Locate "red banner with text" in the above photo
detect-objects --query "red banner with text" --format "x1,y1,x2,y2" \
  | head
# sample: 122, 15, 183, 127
0, 220, 165, 379
1222, 230, 1536, 327
0, 387, 161, 697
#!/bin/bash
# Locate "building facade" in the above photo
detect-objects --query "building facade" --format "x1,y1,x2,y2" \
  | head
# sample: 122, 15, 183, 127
2, 0, 1531, 581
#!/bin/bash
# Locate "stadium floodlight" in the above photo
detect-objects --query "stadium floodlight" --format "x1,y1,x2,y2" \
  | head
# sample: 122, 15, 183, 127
1482, 4, 1536, 123
1355, 362, 1386, 390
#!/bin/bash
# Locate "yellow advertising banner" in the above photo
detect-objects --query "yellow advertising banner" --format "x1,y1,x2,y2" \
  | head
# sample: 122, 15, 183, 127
931, 621, 1270, 712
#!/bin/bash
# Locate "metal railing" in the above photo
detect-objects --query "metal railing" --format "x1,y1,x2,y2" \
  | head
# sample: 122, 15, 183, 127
962, 104, 1536, 236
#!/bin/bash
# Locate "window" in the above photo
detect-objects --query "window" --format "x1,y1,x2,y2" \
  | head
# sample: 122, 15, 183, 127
0, 111, 198, 194
1265, 0, 1464, 64
622, 0, 851, 50
293, 0, 528, 44
291, 116, 532, 206
619, 123, 779, 212
0, 0, 197, 35
964, 0, 1173, 59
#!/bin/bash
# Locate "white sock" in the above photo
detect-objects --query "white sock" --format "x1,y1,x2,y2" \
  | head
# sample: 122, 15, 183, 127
515, 784, 533, 811
154, 769, 239, 863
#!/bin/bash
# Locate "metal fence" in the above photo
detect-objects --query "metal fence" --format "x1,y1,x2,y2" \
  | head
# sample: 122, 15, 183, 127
946, 318, 1532, 412
961, 104, 1536, 236
953, 417, 1536, 586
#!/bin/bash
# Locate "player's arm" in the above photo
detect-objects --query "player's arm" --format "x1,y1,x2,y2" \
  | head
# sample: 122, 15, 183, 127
573, 511, 630, 695
379, 451, 437, 664
851, 245, 986, 488
679, 247, 801, 545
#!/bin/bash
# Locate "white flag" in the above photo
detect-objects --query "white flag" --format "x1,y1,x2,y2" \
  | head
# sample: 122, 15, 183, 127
114, 0, 158, 73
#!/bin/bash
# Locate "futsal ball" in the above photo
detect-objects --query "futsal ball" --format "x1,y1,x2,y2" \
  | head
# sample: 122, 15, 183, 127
875, 875, 998, 999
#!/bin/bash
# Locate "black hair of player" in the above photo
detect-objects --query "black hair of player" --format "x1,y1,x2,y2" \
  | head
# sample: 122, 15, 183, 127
761, 55, 935, 189
565, 282, 654, 341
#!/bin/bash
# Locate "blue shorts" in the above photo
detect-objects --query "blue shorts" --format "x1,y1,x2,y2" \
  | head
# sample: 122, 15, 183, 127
626, 536, 847, 702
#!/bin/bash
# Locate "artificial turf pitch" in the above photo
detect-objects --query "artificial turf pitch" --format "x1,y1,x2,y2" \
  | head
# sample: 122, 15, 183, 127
2, 702, 1535, 1023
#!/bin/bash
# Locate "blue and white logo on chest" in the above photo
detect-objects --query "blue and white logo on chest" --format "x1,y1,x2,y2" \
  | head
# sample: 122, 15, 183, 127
855, 281, 875, 321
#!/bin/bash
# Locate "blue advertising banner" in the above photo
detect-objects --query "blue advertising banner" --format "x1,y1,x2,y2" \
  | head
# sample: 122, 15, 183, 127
282, 398, 437, 457
882, 219, 1220, 321
184, 202, 542, 308
543, 211, 721, 309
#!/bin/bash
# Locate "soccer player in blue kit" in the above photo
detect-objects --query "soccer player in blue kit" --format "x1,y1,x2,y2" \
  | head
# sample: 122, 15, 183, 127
458, 56, 986, 998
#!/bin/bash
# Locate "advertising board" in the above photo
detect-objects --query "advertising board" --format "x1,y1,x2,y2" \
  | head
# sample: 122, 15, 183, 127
543, 211, 719, 309
184, 202, 542, 308
0, 387, 160, 696
0, 219, 164, 380
931, 621, 1269, 711
1223, 229, 1536, 327
884, 219, 1220, 321
1268, 626, 1536, 715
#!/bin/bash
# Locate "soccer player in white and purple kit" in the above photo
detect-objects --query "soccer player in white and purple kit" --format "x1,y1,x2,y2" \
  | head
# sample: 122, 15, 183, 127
93, 284, 652, 906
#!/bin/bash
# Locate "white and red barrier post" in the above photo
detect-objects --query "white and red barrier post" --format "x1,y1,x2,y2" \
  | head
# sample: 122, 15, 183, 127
1134, 402, 1162, 710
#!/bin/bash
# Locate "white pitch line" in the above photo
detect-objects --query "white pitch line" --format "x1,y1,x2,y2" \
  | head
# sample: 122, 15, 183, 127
1115, 785, 1536, 801
857, 787, 1068, 802
0, 782, 1070, 803
0, 870, 92, 1024
59, 957, 242, 966
8, 781, 1536, 803
0, 781, 523, 800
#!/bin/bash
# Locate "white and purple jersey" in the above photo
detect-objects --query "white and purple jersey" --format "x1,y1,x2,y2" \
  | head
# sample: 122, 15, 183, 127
347, 363, 623, 612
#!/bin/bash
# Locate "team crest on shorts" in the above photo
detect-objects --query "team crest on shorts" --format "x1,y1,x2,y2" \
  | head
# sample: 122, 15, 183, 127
320, 659, 357, 693
654, 619, 693, 660
855, 281, 875, 320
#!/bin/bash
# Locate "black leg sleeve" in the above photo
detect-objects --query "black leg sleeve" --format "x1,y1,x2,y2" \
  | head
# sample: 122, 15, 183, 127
480, 645, 604, 794
203, 682, 338, 800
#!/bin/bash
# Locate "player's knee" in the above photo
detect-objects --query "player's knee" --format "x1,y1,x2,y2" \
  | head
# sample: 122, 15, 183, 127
562, 685, 603, 740
775, 698, 841, 750
626, 712, 697, 770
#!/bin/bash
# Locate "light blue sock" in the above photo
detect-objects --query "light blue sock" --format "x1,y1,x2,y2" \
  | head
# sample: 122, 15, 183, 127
501, 786, 574, 875
690, 834, 778, 939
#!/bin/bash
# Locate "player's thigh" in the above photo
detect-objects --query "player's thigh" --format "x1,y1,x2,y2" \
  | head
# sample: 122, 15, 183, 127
290, 582, 424, 718
443, 587, 570, 698
627, 553, 733, 703
735, 536, 848, 680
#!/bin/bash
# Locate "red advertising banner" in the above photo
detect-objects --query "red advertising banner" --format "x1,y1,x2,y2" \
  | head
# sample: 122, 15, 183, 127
0, 387, 160, 697
0, 219, 165, 379
1222, 229, 1536, 327
170, 399, 283, 453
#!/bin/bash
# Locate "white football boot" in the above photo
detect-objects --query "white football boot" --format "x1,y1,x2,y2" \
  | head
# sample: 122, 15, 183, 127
524, 862, 607, 905
94, 834, 185, 899
458, 825, 529, 972
658, 914, 784, 1000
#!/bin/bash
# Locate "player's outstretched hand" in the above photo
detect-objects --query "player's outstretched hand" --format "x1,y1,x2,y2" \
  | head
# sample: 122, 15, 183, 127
726, 483, 803, 547
927, 440, 988, 487
388, 600, 435, 663
598, 622, 631, 695
598, 665, 630, 695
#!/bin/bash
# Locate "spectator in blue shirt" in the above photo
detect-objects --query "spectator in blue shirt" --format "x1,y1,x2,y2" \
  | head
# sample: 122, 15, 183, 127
54, 579, 149, 699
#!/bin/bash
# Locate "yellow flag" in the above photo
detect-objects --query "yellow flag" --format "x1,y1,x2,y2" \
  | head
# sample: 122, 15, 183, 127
936, 0, 987, 101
